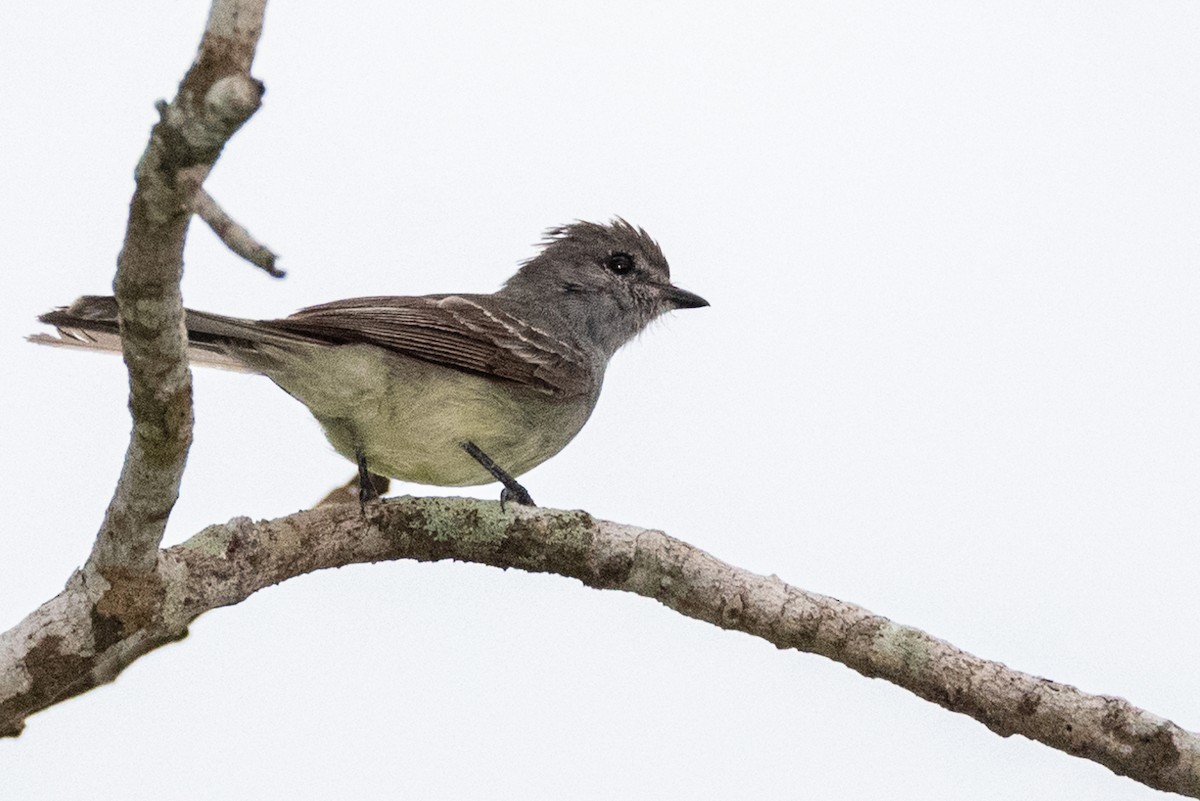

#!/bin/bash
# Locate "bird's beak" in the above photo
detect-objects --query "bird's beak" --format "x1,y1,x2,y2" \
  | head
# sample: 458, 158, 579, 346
659, 284, 710, 310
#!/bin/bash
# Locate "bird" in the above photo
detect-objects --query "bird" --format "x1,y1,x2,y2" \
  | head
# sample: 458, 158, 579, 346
32, 219, 708, 506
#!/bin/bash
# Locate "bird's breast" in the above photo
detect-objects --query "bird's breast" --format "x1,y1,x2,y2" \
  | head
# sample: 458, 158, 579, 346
260, 342, 597, 486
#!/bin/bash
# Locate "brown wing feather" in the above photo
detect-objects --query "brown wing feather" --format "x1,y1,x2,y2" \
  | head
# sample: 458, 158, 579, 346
264, 295, 593, 398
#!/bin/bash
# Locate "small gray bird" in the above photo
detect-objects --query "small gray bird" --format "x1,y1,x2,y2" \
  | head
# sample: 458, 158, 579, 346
33, 219, 708, 505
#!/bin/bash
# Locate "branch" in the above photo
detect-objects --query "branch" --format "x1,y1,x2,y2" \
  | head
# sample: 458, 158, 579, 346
1, 498, 1196, 795
89, 0, 267, 575
192, 189, 284, 277
20, 0, 272, 743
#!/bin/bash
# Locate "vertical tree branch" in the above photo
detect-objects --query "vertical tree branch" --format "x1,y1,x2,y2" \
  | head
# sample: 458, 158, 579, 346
0, 0, 269, 739
91, 0, 268, 574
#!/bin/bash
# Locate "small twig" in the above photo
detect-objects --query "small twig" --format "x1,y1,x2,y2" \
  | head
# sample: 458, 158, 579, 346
192, 189, 284, 277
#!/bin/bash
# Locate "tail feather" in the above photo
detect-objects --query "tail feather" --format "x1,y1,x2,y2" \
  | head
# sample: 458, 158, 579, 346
30, 295, 304, 372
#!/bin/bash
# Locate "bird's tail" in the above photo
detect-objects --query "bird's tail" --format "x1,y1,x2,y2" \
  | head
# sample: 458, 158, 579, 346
29, 295, 295, 372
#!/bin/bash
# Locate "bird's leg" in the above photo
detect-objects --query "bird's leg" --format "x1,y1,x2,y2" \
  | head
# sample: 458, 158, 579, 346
460, 441, 536, 509
314, 471, 389, 508
356, 446, 380, 508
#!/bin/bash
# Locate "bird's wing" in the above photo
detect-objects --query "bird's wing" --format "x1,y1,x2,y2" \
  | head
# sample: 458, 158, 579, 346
264, 295, 593, 398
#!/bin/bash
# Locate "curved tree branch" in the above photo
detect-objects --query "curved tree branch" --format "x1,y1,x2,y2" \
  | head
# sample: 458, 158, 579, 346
2, 499, 1198, 796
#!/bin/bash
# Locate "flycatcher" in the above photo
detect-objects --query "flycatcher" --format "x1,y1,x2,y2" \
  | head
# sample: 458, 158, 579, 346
33, 219, 708, 505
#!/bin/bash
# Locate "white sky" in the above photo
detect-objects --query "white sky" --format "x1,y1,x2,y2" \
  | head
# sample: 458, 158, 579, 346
2, 2, 1199, 799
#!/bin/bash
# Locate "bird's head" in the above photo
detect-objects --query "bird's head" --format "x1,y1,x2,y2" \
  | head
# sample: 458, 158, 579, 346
502, 218, 708, 355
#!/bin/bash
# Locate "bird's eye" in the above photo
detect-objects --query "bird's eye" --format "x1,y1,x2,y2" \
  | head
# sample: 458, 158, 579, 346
602, 253, 635, 275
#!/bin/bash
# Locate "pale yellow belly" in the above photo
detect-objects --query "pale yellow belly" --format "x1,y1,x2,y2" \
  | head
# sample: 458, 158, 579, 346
257, 342, 596, 486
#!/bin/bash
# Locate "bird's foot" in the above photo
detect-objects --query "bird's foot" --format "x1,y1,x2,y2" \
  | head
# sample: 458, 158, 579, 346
461, 440, 537, 510
499, 485, 536, 510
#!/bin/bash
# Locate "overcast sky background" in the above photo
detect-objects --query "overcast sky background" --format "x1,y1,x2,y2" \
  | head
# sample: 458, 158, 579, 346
2, 2, 1199, 799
